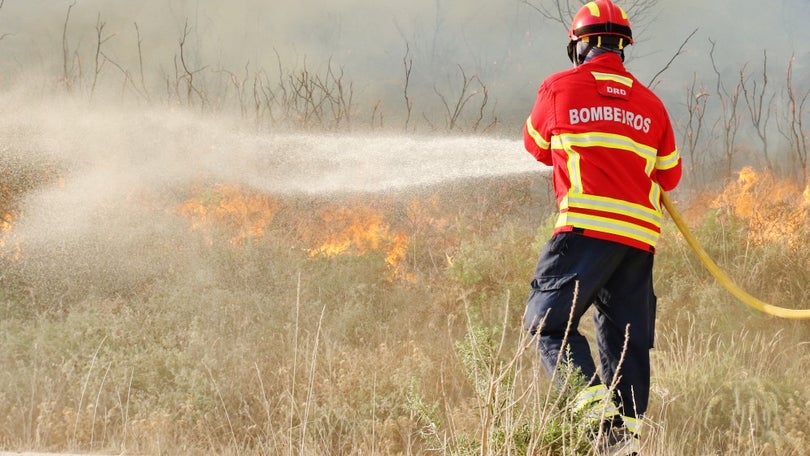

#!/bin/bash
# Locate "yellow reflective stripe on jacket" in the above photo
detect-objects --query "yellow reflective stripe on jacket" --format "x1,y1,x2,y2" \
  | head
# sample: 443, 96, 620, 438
591, 71, 634, 88
556, 212, 660, 246
649, 183, 662, 213
657, 149, 680, 170
567, 150, 584, 193
552, 132, 657, 175
563, 193, 662, 229
525, 116, 550, 149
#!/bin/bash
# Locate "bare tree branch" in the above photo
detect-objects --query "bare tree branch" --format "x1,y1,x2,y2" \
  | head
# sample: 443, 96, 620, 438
403, 42, 414, 132
647, 27, 698, 89
101, 53, 149, 101
133, 22, 151, 102
681, 73, 710, 186
777, 56, 810, 183
91, 13, 116, 98
740, 50, 775, 170
709, 37, 742, 178
62, 1, 78, 91
433, 65, 492, 133
177, 19, 208, 108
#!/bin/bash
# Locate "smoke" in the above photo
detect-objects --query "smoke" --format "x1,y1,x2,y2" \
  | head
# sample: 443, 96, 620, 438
0, 88, 538, 297
2, 1, 808, 84
1, 0, 809, 298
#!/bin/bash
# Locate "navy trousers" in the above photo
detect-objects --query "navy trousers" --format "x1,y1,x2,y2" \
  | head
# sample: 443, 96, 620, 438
524, 232, 656, 418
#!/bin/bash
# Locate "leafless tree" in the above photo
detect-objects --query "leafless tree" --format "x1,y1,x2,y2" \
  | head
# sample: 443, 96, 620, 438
285, 58, 354, 130
403, 43, 414, 132
91, 13, 115, 98
174, 19, 208, 109
708, 38, 742, 179
218, 62, 252, 117
89, 21, 155, 103
433, 65, 493, 133
250, 54, 355, 131
134, 22, 151, 102
739, 51, 775, 171
62, 1, 80, 91
680, 73, 710, 186
370, 99, 383, 130
777, 57, 809, 184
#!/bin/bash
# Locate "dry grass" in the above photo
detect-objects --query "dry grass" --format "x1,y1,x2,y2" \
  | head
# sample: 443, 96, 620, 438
1, 153, 809, 456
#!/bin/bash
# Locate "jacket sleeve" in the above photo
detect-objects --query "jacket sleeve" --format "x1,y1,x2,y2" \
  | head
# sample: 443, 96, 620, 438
654, 111, 682, 192
523, 83, 553, 166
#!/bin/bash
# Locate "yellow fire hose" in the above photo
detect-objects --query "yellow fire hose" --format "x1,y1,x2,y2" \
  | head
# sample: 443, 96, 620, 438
662, 192, 810, 319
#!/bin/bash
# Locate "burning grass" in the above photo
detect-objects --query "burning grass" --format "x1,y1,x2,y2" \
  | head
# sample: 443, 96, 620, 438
174, 183, 434, 282
0, 160, 809, 455
177, 183, 281, 246
711, 166, 810, 250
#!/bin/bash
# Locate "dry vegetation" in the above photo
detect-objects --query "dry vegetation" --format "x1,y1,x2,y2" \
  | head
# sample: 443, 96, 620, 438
1, 2, 810, 455
1, 157, 809, 455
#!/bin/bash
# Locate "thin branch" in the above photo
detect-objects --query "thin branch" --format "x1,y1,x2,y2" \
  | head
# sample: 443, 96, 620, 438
177, 19, 208, 108
101, 51, 149, 101
91, 13, 115, 98
648, 27, 698, 89
133, 22, 151, 101
708, 37, 742, 178
62, 1, 78, 90
403, 42, 414, 132
739, 50, 774, 170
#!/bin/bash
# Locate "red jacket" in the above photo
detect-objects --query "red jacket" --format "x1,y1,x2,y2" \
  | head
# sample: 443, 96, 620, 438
524, 53, 682, 252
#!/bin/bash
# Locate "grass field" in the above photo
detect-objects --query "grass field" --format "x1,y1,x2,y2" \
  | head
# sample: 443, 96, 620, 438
2, 133, 809, 456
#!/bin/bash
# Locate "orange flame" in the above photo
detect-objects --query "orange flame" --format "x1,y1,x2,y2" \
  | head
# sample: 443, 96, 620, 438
1, 181, 11, 249
177, 184, 278, 245
0, 211, 22, 262
307, 206, 410, 275
0, 211, 13, 247
177, 184, 414, 279
712, 166, 808, 249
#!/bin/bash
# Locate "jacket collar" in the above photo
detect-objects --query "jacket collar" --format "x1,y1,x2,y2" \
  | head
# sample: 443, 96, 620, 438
578, 52, 626, 70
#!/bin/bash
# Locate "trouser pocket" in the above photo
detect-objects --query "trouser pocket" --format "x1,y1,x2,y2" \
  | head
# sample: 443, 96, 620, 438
524, 273, 578, 335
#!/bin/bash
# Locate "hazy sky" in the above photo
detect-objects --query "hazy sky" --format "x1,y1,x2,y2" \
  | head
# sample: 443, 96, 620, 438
1, 0, 809, 125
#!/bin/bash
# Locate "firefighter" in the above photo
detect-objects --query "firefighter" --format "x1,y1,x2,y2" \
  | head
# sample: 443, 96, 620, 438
522, 0, 682, 454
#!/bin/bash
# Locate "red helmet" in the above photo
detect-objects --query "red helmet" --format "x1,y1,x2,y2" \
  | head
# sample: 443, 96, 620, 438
569, 0, 633, 45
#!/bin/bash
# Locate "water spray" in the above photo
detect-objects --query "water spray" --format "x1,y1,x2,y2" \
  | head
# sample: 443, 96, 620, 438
662, 192, 810, 319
